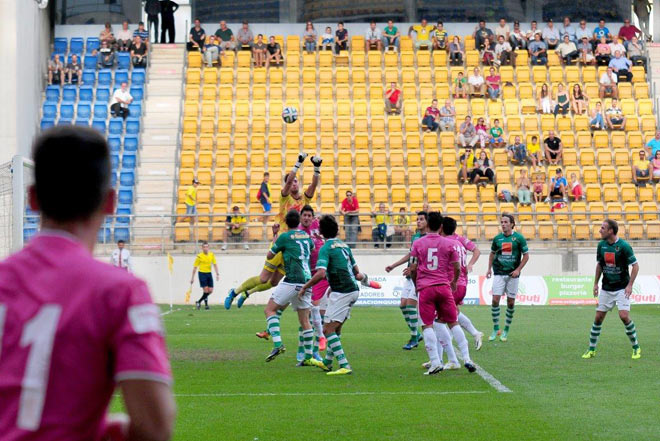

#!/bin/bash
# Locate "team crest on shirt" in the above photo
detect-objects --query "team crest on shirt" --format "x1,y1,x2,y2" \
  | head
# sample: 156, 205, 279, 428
502, 242, 513, 255
604, 252, 616, 267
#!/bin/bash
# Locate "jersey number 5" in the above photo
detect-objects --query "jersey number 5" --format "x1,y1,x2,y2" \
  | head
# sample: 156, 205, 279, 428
427, 248, 438, 270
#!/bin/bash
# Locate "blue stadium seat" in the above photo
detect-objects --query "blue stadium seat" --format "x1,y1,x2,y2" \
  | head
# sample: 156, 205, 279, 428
123, 136, 138, 152
76, 101, 92, 119
118, 187, 134, 204
42, 102, 57, 119
92, 119, 106, 133
110, 154, 120, 170
122, 152, 137, 169
128, 103, 142, 117
97, 227, 112, 243
115, 205, 132, 223
62, 85, 77, 103
119, 171, 135, 187
131, 69, 146, 86
79, 85, 94, 101
40, 118, 55, 130
83, 56, 97, 70
70, 38, 84, 55
108, 136, 122, 152
130, 86, 144, 102
57, 118, 72, 126
86, 37, 100, 54
75, 119, 90, 127
96, 87, 110, 103
108, 118, 124, 135
81, 69, 96, 85
98, 69, 112, 86
54, 38, 68, 54
117, 53, 131, 70
23, 227, 38, 243
93, 103, 108, 119
115, 69, 129, 85
114, 227, 130, 242
45, 86, 60, 102
25, 208, 39, 225
110, 172, 118, 188
59, 103, 74, 119
125, 118, 140, 135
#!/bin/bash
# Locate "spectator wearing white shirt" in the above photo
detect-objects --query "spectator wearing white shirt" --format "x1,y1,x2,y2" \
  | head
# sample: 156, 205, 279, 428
575, 20, 592, 44
110, 240, 132, 271
608, 39, 626, 55
495, 18, 510, 41
365, 21, 382, 51
116, 20, 133, 52
510, 21, 527, 50
468, 67, 485, 96
110, 82, 133, 119
559, 17, 577, 43
525, 21, 541, 41
599, 66, 618, 98
556, 34, 578, 65
495, 35, 515, 65
542, 19, 560, 49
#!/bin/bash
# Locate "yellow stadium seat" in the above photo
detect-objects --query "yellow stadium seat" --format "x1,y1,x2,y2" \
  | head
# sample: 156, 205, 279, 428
600, 166, 616, 184
648, 222, 660, 239
614, 149, 630, 166
515, 50, 528, 67
462, 186, 478, 203
445, 185, 460, 202
586, 185, 602, 202
638, 186, 654, 202
538, 222, 554, 240
634, 83, 649, 98
620, 183, 636, 202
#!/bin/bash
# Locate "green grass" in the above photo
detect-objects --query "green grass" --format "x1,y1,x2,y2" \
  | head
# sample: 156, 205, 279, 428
118, 304, 660, 440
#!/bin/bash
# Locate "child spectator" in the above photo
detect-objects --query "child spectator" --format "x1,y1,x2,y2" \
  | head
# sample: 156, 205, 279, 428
489, 119, 505, 148
453, 71, 468, 98
533, 174, 545, 203
321, 27, 334, 50
528, 135, 542, 167
569, 173, 584, 200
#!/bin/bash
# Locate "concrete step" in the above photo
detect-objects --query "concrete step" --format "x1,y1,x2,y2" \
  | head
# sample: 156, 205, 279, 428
138, 161, 175, 176
143, 115, 180, 129
146, 79, 184, 93
137, 180, 174, 195
147, 66, 183, 78
145, 97, 181, 114
138, 145, 177, 161
141, 131, 178, 146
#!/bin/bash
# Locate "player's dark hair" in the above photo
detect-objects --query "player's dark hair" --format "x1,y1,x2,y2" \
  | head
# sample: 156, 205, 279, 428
502, 213, 515, 226
202, 241, 209, 246
417, 210, 428, 220
117, 240, 125, 245
319, 214, 339, 239
442, 216, 457, 235
301, 204, 314, 216
605, 219, 618, 235
427, 211, 443, 232
285, 209, 301, 228
32, 126, 110, 222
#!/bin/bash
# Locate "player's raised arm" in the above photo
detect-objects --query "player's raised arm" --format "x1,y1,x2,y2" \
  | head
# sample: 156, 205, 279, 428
467, 247, 481, 273
386, 253, 411, 272
282, 153, 308, 197
305, 155, 323, 198
120, 380, 176, 441
298, 268, 326, 298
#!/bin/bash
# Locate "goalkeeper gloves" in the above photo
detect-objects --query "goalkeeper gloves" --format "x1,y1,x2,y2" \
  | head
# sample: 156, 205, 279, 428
292, 152, 308, 173
310, 156, 323, 175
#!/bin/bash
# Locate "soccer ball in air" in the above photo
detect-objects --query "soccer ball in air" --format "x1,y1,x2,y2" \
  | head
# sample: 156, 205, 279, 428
282, 107, 298, 124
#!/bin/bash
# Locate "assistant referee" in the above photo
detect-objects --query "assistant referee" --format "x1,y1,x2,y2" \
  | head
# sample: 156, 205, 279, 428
191, 241, 219, 310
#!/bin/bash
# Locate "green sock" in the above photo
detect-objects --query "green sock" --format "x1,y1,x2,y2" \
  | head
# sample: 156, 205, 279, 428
247, 281, 273, 296
276, 309, 283, 318
313, 335, 319, 354
323, 343, 334, 367
492, 306, 500, 331
327, 332, 349, 369
297, 327, 304, 356
267, 315, 282, 348
504, 307, 515, 332
236, 276, 261, 295
407, 306, 420, 340
589, 322, 602, 351
302, 328, 314, 359
625, 321, 639, 350
400, 305, 410, 331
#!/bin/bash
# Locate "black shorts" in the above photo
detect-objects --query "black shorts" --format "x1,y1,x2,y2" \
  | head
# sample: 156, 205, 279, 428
198, 272, 214, 288
548, 150, 559, 159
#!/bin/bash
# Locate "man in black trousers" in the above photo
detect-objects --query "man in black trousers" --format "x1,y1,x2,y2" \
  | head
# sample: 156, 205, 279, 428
160, 0, 179, 43
145, 0, 160, 43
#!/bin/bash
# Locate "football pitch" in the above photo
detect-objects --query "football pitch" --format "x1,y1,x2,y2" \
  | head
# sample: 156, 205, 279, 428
122, 304, 660, 440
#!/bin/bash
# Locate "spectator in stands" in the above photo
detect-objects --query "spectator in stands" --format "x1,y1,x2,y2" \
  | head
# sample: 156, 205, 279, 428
321, 26, 334, 51
495, 35, 515, 66
517, 169, 532, 206
340, 190, 360, 248
215, 21, 236, 51
605, 98, 626, 130
575, 19, 592, 44
569, 173, 584, 200
590, 101, 606, 130
432, 21, 448, 51
619, 18, 642, 49
258, 172, 271, 223
96, 41, 115, 69
266, 36, 283, 67
393, 208, 412, 244
542, 19, 560, 49
570, 84, 589, 114
627, 36, 646, 68
525, 20, 542, 42
223, 206, 249, 250
116, 21, 133, 52
548, 168, 568, 202
409, 18, 434, 50
365, 21, 382, 51
130, 35, 148, 68
593, 19, 612, 43
458, 116, 479, 148
481, 35, 497, 65
510, 21, 527, 50
544, 131, 563, 165
237, 21, 254, 50
48, 54, 64, 85
468, 67, 485, 96
100, 22, 116, 49
578, 37, 596, 65
486, 67, 501, 100
459, 147, 475, 182
335, 22, 349, 54
422, 99, 441, 132
159, 0, 179, 43
65, 54, 82, 84
633, 150, 652, 187
645, 130, 660, 157
110, 82, 133, 120
495, 18, 510, 42
595, 36, 612, 65
528, 135, 542, 167
371, 203, 393, 248
538, 83, 554, 114
187, 19, 205, 52
556, 34, 578, 65
609, 50, 633, 82
133, 21, 150, 46
182, 178, 197, 222
303, 22, 317, 53
475, 117, 489, 149
599, 66, 618, 98
529, 33, 548, 65
448, 36, 464, 66
651, 150, 660, 180
383, 20, 400, 51
609, 38, 626, 57
489, 118, 505, 148
473, 20, 494, 51
145, 0, 160, 43
508, 136, 528, 164
439, 99, 456, 132
384, 82, 402, 114
453, 70, 468, 98
252, 34, 267, 68
203, 35, 224, 67
554, 83, 570, 116
559, 17, 577, 43
470, 149, 495, 185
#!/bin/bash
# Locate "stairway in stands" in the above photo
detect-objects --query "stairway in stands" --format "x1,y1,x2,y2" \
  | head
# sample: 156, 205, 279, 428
133, 44, 185, 245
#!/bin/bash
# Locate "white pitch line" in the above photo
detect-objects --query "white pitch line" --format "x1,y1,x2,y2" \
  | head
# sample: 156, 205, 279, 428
173, 391, 488, 398
456, 354, 512, 393
161, 308, 182, 316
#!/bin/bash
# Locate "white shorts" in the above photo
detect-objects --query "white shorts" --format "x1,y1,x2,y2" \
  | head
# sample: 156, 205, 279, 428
324, 290, 360, 323
318, 286, 330, 311
492, 275, 519, 298
271, 281, 312, 311
401, 278, 417, 300
597, 288, 630, 312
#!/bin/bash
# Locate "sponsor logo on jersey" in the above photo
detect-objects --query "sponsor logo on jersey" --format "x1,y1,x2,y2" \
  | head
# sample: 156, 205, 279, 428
604, 251, 616, 267
502, 242, 513, 255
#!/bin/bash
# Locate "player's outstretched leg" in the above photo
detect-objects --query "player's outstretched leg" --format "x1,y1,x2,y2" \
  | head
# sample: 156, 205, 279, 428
238, 281, 273, 308
226, 275, 259, 309
458, 311, 483, 350
449, 323, 476, 373
434, 322, 460, 369
265, 303, 285, 362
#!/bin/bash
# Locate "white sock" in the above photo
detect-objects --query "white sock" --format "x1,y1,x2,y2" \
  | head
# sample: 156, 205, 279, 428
451, 324, 471, 362
434, 322, 458, 365
311, 306, 325, 339
458, 312, 479, 338
422, 327, 440, 366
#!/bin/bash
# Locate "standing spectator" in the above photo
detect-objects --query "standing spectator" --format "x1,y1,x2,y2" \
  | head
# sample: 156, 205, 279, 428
96, 41, 115, 69
448, 36, 464, 65
578, 37, 596, 65
468, 67, 485, 96
556, 34, 578, 64
605, 98, 626, 130
486, 67, 501, 100
599, 66, 619, 98
569, 173, 584, 200
266, 36, 283, 67
187, 19, 205, 52
533, 174, 545, 203
559, 17, 577, 43
384, 82, 402, 114
590, 101, 606, 130
252, 34, 267, 68
517, 169, 532, 206
439, 100, 456, 132
570, 84, 589, 114
595, 36, 612, 65
215, 21, 236, 51
651, 150, 660, 180
453, 70, 468, 97
383, 20, 400, 51
473, 20, 494, 50
159, 0, 179, 43
538, 83, 554, 114
237, 21, 254, 50
422, 99, 441, 132
548, 168, 568, 202
110, 82, 133, 120
116, 21, 133, 52
626, 36, 646, 67
183, 178, 199, 223
527, 135, 542, 167
371, 203, 393, 248
258, 172, 271, 223
432, 21, 448, 51
495, 35, 515, 66
110, 240, 132, 271
365, 21, 382, 51
335, 22, 349, 54
619, 18, 642, 48
508, 136, 528, 164
645, 130, 660, 157
529, 33, 548, 65
489, 118, 505, 148
409, 18, 434, 50
223, 206, 249, 250
495, 18, 510, 41
145, 0, 160, 43
99, 22, 116, 49
303, 22, 317, 53
470, 149, 495, 185
633, 150, 652, 186
525, 20, 542, 41
203, 35, 224, 67
554, 83, 570, 116
133, 21, 150, 45
393, 208, 412, 244
609, 50, 633, 82
65, 54, 82, 84
542, 19, 560, 49
130, 35, 148, 68
544, 131, 563, 165
593, 19, 612, 43
340, 191, 360, 248
510, 21, 527, 50
320, 26, 334, 51
458, 116, 479, 148
575, 19, 592, 44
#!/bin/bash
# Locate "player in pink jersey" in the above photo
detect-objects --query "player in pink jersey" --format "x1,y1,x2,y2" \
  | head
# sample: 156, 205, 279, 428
409, 212, 476, 375
0, 127, 175, 441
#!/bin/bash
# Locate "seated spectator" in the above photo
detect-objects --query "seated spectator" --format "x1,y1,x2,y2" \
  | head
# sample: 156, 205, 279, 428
100, 22, 116, 49
223, 206, 249, 250
365, 21, 382, 51
481, 35, 497, 65
525, 20, 542, 42
110, 82, 133, 120
554, 83, 570, 116
473, 20, 494, 51
215, 21, 236, 51
303, 22, 317, 53
409, 18, 434, 50
495, 35, 516, 66
382, 20, 400, 51
527, 135, 542, 167
439, 100, 456, 132
542, 19, 560, 49
538, 83, 554, 114
422, 99, 441, 132
486, 67, 501, 100
575, 20, 592, 45
533, 174, 545, 203
559, 17, 577, 43
459, 147, 475, 182
474, 117, 489, 149
590, 102, 606, 130
432, 21, 448, 51
448, 36, 464, 65
608, 38, 626, 56
96, 41, 115, 69
632, 150, 652, 187
237, 21, 254, 50
618, 18, 641, 48
468, 67, 485, 96
609, 50, 633, 82
651, 150, 660, 180
599, 66, 618, 98
393, 208, 412, 244
595, 36, 612, 65
266, 36, 283, 67
593, 19, 612, 43
453, 71, 468, 98
133, 21, 149, 46
645, 130, 660, 157
130, 35, 148, 68
335, 22, 349, 54
578, 37, 596, 65
204, 35, 224, 67
252, 34, 267, 68
495, 18, 510, 42
528, 33, 548, 65
548, 168, 568, 202
470, 149, 495, 185
570, 84, 589, 114
66, 54, 82, 84
510, 21, 527, 50
48, 54, 65, 85
605, 98, 626, 130
458, 116, 479, 148
508, 136, 527, 163
626, 36, 646, 68
544, 131, 563, 165
517, 169, 532, 206
489, 118, 505, 148
187, 19, 206, 52
569, 173, 584, 200
371, 203, 393, 248
116, 20, 133, 52
320, 26, 334, 51
556, 35, 578, 64
384, 82, 402, 114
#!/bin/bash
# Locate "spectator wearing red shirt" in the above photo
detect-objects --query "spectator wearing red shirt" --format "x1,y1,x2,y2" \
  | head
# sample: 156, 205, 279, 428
618, 19, 641, 49
341, 190, 360, 248
385, 82, 402, 114
423, 99, 441, 132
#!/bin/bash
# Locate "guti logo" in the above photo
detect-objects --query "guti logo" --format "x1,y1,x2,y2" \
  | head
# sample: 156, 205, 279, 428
479, 276, 548, 305
630, 282, 656, 303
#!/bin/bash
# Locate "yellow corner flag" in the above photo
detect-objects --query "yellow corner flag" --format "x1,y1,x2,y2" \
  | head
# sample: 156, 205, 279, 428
167, 253, 174, 275
184, 284, 192, 304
